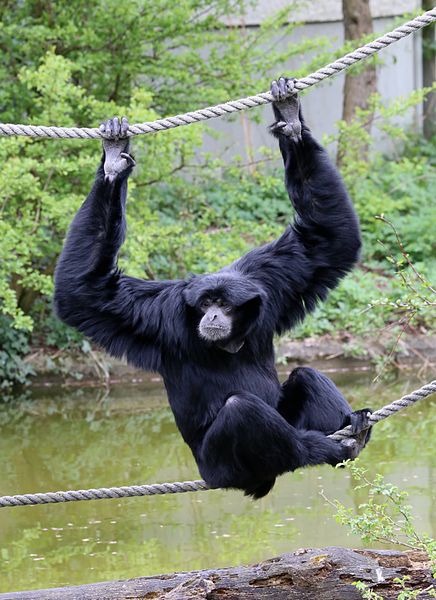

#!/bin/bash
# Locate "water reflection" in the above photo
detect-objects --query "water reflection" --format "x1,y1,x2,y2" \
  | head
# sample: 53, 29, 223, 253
0, 371, 434, 593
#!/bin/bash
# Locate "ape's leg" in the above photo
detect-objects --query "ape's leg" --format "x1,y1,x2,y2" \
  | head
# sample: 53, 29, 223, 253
278, 367, 372, 444
197, 391, 358, 499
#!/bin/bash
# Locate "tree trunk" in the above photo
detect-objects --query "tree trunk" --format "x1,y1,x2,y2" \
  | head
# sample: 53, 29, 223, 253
422, 0, 436, 139
0, 547, 433, 599
338, 0, 377, 166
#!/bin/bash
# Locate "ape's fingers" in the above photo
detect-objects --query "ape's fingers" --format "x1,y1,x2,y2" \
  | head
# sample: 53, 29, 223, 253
278, 77, 288, 99
112, 117, 120, 139
106, 118, 114, 138
285, 78, 296, 95
271, 80, 280, 101
120, 117, 129, 138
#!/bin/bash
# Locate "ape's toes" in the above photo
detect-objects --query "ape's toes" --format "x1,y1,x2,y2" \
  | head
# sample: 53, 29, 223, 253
349, 408, 372, 435
341, 437, 359, 460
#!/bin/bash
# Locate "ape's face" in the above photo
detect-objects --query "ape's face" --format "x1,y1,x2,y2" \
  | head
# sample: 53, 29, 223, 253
197, 296, 234, 342
183, 272, 266, 352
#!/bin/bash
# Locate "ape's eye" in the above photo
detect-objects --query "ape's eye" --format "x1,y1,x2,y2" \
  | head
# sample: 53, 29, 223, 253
200, 298, 212, 310
216, 299, 230, 310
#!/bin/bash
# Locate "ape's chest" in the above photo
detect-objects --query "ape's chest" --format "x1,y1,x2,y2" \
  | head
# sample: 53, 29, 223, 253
164, 360, 281, 413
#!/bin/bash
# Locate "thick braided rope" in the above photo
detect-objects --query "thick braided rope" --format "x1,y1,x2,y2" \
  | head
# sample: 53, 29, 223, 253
327, 379, 436, 441
0, 9, 435, 140
0, 380, 434, 508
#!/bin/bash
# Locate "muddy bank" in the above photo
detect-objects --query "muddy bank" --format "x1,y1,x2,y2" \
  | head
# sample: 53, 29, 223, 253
277, 332, 436, 372
23, 333, 436, 387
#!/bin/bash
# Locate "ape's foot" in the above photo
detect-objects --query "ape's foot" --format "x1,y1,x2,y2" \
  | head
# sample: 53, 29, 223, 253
349, 408, 372, 436
270, 77, 302, 142
100, 117, 136, 182
341, 409, 372, 459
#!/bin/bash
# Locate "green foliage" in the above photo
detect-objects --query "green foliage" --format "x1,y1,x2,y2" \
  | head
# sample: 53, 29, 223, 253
323, 460, 436, 600
325, 87, 436, 259
326, 460, 436, 557
297, 90, 436, 350
0, 316, 34, 395
319, 90, 436, 371
352, 581, 384, 600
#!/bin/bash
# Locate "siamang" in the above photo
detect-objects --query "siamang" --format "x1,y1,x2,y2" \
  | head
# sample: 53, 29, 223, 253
54, 78, 371, 498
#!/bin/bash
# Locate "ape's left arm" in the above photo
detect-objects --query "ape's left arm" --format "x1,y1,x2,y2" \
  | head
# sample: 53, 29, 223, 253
54, 118, 179, 372
234, 79, 361, 334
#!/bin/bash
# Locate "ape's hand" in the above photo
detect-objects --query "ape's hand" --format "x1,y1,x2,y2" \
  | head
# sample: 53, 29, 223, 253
100, 117, 136, 182
270, 77, 302, 142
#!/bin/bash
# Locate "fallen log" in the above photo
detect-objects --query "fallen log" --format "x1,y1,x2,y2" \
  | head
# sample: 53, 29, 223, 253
0, 547, 433, 599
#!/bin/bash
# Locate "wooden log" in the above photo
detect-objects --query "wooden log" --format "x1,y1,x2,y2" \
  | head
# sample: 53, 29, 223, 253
0, 547, 433, 599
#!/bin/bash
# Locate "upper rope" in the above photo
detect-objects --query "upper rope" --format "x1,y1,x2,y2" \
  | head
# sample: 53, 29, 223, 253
0, 8, 435, 140
0, 379, 434, 508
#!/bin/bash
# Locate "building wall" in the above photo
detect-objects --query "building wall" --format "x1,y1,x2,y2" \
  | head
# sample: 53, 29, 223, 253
224, 0, 420, 26
202, 1, 424, 163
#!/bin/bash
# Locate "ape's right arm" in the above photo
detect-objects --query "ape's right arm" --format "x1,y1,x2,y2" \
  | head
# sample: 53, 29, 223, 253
234, 79, 361, 336
54, 143, 175, 372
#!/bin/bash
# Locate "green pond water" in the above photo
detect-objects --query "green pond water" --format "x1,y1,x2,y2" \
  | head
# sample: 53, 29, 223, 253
0, 371, 434, 594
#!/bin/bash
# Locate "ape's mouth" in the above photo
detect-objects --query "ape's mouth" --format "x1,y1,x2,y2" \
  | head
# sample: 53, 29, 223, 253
198, 324, 229, 341
204, 326, 227, 336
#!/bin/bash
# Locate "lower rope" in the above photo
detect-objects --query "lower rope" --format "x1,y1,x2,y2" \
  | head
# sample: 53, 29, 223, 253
0, 380, 434, 508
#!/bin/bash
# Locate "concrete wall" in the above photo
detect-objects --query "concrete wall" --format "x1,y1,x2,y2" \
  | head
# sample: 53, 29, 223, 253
202, 1, 424, 163
224, 0, 421, 26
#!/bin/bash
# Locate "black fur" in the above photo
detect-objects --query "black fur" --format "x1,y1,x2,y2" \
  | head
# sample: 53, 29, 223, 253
54, 94, 370, 498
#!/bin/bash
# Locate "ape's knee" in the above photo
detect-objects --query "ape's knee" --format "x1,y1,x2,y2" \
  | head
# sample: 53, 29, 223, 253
280, 367, 351, 433
288, 366, 322, 387
226, 394, 242, 407
286, 367, 346, 403
282, 366, 323, 400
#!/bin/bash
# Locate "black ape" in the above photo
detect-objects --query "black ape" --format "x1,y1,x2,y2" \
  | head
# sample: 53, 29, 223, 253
54, 79, 371, 498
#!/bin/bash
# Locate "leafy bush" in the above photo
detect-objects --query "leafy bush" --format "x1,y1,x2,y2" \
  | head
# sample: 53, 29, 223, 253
322, 460, 436, 600
0, 316, 34, 395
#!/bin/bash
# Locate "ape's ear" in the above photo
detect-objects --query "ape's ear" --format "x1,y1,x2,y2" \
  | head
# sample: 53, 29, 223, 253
182, 286, 199, 308
238, 294, 265, 332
